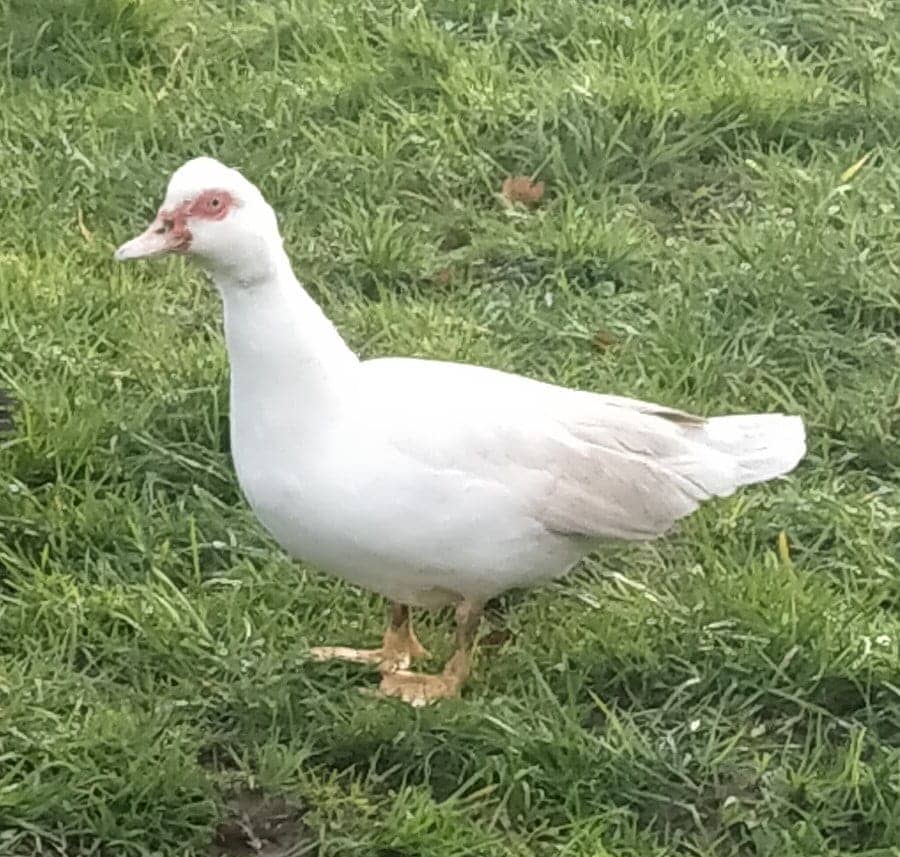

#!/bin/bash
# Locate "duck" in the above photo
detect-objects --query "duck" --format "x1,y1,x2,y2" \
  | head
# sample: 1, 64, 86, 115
114, 157, 806, 706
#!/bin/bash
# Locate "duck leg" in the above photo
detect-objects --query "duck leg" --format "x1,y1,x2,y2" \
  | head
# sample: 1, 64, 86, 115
309, 602, 429, 673
376, 600, 483, 707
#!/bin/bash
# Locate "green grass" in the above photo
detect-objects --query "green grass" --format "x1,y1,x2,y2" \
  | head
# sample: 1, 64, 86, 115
1, 0, 899, 854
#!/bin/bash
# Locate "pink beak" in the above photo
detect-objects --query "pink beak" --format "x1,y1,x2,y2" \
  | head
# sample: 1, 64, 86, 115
114, 211, 190, 261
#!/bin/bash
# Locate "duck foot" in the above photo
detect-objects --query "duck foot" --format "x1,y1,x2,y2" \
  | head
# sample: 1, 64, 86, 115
370, 669, 462, 707
309, 603, 428, 673
363, 601, 484, 707
309, 640, 428, 673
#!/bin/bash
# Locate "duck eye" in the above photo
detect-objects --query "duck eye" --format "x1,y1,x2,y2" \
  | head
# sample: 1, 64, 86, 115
210, 197, 220, 208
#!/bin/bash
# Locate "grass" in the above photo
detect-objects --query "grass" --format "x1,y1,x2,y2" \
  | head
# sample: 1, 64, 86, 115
1, 0, 899, 854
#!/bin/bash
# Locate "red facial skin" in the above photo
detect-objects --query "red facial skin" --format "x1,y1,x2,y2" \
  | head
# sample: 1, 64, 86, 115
156, 189, 234, 252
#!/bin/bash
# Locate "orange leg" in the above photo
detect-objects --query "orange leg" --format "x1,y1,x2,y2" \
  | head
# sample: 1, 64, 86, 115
310, 602, 429, 673
376, 601, 483, 707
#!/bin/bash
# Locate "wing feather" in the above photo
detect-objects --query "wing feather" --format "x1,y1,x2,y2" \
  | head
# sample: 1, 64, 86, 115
362, 357, 802, 543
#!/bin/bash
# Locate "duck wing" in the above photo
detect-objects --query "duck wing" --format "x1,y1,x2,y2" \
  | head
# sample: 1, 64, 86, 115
362, 358, 805, 541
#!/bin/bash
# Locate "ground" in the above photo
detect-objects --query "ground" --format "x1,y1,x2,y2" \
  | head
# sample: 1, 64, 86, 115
1, 1, 899, 855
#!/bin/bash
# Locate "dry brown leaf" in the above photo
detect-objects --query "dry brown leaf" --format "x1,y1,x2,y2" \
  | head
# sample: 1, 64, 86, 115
839, 151, 872, 184
592, 328, 620, 351
777, 530, 791, 565
501, 175, 545, 207
432, 267, 453, 286
76, 207, 93, 243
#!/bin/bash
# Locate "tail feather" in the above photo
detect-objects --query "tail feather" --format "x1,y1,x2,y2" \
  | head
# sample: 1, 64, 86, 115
702, 414, 805, 486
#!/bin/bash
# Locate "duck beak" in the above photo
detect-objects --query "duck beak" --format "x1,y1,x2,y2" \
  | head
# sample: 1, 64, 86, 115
113, 215, 172, 261
114, 208, 191, 261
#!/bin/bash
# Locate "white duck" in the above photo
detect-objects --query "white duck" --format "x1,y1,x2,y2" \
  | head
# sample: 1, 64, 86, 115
115, 158, 805, 706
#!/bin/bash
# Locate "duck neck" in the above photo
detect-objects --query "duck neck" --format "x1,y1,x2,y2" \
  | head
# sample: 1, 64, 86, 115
216, 250, 359, 420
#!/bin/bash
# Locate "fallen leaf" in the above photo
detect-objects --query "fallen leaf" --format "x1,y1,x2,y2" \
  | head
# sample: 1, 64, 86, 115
777, 530, 791, 565
839, 151, 872, 184
431, 267, 453, 286
501, 176, 545, 207
592, 328, 620, 351
77, 208, 93, 243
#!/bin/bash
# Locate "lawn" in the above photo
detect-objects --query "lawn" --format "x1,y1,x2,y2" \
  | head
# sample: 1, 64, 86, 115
1, 0, 899, 854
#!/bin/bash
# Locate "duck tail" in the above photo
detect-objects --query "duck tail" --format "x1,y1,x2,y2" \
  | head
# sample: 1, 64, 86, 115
702, 414, 806, 486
